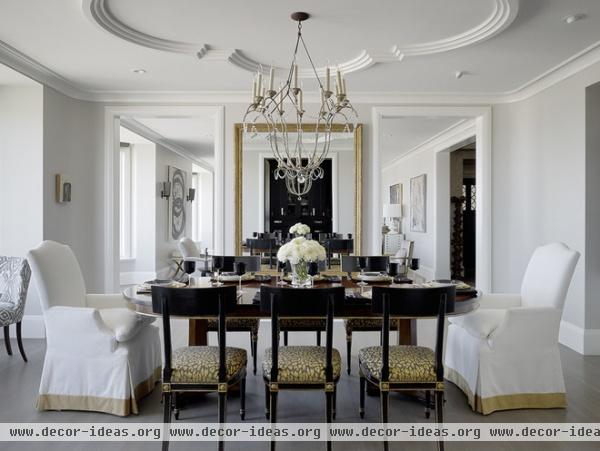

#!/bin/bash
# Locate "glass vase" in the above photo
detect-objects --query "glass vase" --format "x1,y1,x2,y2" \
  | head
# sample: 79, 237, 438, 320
291, 260, 311, 287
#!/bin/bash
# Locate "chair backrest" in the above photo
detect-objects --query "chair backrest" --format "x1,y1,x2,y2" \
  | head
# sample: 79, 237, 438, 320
151, 285, 237, 384
178, 237, 201, 259
341, 255, 390, 273
372, 285, 456, 383
247, 238, 277, 250
0, 257, 31, 320
520, 242, 580, 309
259, 286, 345, 385
27, 241, 86, 311
325, 238, 354, 253
212, 255, 261, 273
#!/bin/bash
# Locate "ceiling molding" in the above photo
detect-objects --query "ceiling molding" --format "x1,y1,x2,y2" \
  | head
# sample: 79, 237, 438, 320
84, 0, 199, 54
82, 0, 517, 79
382, 119, 474, 169
2, 33, 600, 105
120, 117, 213, 170
392, 0, 519, 56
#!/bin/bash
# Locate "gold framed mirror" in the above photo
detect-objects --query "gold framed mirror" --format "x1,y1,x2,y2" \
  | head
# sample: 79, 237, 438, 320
234, 123, 362, 256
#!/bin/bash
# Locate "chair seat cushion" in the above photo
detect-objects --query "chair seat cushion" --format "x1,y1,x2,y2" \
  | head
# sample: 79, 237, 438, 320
207, 318, 259, 333
344, 318, 400, 332
0, 302, 20, 326
279, 318, 327, 329
171, 346, 247, 384
358, 346, 436, 383
448, 309, 506, 339
262, 346, 341, 384
99, 308, 155, 342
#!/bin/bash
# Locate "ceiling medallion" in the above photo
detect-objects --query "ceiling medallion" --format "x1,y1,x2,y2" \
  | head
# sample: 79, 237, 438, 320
242, 12, 358, 199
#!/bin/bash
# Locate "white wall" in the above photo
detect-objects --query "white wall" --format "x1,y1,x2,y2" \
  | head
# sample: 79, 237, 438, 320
155, 144, 193, 277
42, 87, 105, 293
0, 85, 44, 325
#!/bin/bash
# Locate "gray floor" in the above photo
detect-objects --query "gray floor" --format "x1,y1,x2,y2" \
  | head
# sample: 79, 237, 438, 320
1, 330, 600, 451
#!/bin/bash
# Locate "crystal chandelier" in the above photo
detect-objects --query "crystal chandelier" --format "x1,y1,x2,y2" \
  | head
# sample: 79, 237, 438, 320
243, 12, 358, 199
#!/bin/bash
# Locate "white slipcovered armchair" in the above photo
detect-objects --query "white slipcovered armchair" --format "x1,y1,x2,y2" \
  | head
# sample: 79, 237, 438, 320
445, 242, 579, 414
27, 241, 161, 416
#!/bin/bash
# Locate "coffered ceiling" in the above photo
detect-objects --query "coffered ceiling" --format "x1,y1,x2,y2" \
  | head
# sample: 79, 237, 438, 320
1, 0, 600, 99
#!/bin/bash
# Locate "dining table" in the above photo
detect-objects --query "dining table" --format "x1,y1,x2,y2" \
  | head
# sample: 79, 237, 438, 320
123, 276, 479, 347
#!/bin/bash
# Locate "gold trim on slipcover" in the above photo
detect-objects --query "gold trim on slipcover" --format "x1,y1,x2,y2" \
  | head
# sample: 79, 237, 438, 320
36, 366, 161, 417
445, 367, 567, 415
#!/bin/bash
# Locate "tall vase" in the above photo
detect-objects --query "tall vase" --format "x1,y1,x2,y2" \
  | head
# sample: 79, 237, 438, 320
291, 260, 311, 287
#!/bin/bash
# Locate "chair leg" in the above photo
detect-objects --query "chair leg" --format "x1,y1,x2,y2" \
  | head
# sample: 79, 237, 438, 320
240, 376, 247, 420
251, 331, 258, 375
283, 331, 288, 346
16, 322, 27, 362
316, 331, 321, 346
436, 391, 444, 451
326, 390, 334, 451
346, 333, 352, 374
270, 390, 278, 451
173, 393, 180, 420
218, 391, 227, 451
3, 325, 12, 356
425, 390, 431, 419
380, 390, 389, 451
264, 384, 270, 419
359, 375, 366, 419
162, 391, 172, 451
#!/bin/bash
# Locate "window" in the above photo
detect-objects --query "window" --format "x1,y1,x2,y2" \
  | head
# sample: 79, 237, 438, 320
119, 145, 133, 259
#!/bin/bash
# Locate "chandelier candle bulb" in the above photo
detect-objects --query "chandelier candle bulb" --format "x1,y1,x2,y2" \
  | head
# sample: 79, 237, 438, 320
268, 66, 274, 91
342, 78, 347, 95
293, 64, 298, 89
336, 68, 342, 92
325, 67, 330, 92
299, 89, 303, 111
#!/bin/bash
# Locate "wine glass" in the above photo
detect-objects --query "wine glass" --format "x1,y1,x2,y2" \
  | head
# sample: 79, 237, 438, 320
277, 260, 287, 286
213, 256, 224, 287
357, 256, 368, 290
388, 262, 399, 285
308, 261, 319, 287
235, 261, 246, 295
183, 261, 196, 284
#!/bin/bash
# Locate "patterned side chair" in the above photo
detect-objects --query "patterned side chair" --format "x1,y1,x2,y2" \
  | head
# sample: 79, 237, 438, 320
0, 256, 32, 361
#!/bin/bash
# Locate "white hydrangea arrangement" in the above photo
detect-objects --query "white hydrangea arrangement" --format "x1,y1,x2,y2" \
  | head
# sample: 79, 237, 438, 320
277, 236, 326, 265
289, 222, 311, 236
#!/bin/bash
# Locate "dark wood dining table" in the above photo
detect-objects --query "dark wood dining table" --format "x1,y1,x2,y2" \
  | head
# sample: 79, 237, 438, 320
123, 277, 479, 347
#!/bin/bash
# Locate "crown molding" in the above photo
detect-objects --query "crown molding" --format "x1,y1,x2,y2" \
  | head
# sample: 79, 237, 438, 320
2, 35, 600, 105
120, 117, 213, 171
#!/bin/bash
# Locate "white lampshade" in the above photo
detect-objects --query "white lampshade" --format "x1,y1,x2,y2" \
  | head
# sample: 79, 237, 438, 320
383, 203, 402, 218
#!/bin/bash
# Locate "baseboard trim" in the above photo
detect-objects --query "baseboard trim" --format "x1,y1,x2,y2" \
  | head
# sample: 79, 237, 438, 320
559, 320, 600, 355
5, 314, 46, 339
120, 271, 156, 285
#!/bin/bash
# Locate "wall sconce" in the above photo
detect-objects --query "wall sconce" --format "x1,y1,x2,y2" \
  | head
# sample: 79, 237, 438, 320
187, 188, 196, 202
161, 181, 171, 199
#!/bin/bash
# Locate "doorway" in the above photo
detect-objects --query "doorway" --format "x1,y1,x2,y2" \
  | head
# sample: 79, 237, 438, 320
450, 143, 476, 284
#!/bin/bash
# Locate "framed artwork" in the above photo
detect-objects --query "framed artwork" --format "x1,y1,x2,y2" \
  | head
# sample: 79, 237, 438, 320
55, 174, 72, 203
410, 174, 426, 232
168, 166, 186, 240
389, 183, 402, 204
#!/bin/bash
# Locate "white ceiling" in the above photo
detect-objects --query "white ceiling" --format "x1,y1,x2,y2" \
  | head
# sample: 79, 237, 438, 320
1, 0, 600, 96
380, 117, 467, 165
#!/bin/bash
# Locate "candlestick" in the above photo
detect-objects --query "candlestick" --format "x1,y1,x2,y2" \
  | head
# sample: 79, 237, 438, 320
257, 71, 262, 93
342, 78, 347, 95
299, 89, 303, 111
325, 67, 330, 92
336, 67, 342, 93
269, 66, 274, 91
293, 64, 298, 89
